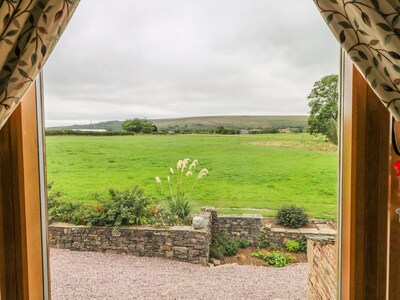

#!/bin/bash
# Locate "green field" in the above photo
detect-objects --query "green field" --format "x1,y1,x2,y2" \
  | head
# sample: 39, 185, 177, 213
46, 134, 338, 219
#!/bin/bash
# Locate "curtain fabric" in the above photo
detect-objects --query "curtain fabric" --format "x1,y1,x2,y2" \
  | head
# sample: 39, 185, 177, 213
314, 0, 400, 120
0, 0, 79, 130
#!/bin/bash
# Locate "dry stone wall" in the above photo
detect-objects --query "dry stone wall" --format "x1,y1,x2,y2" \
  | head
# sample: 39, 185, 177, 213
307, 235, 337, 299
49, 207, 336, 267
216, 214, 263, 244
49, 211, 212, 266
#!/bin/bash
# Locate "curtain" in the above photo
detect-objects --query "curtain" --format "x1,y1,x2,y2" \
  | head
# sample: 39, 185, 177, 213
0, 0, 79, 130
314, 0, 400, 120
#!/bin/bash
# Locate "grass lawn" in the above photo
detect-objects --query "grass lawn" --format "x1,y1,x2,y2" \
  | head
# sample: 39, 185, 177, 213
46, 134, 338, 219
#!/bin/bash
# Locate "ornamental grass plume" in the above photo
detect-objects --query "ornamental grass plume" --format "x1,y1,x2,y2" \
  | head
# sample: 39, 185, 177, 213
155, 158, 209, 219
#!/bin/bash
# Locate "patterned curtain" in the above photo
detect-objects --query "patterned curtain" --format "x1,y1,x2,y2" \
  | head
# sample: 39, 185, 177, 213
0, 0, 79, 130
314, 0, 400, 120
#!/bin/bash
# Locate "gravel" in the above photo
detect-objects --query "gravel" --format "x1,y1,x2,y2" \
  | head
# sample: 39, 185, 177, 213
50, 249, 307, 300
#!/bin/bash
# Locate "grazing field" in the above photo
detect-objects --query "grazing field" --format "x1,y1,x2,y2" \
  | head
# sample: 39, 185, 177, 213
46, 134, 338, 219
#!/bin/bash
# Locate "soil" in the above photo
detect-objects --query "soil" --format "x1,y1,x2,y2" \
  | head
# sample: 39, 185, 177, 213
221, 247, 308, 267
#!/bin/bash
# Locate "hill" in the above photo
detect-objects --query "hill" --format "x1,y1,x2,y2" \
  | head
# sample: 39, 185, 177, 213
152, 115, 307, 130
47, 115, 308, 131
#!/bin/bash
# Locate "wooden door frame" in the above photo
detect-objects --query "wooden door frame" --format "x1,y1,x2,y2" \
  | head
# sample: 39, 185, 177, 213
339, 53, 391, 299
0, 77, 49, 299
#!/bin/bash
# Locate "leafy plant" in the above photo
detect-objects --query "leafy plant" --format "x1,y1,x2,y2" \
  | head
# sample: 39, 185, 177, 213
151, 208, 191, 228
48, 182, 94, 224
268, 244, 282, 251
237, 237, 250, 249
92, 185, 153, 228
299, 238, 307, 253
285, 240, 300, 253
251, 251, 289, 267
156, 158, 208, 219
210, 233, 249, 258
276, 205, 308, 228
255, 234, 270, 250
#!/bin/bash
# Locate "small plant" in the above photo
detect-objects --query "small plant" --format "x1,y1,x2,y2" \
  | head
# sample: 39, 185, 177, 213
210, 233, 249, 258
264, 252, 288, 267
156, 158, 208, 219
299, 238, 307, 253
151, 208, 191, 228
255, 234, 270, 250
251, 250, 290, 267
268, 244, 282, 251
285, 240, 300, 252
276, 205, 308, 228
237, 237, 250, 249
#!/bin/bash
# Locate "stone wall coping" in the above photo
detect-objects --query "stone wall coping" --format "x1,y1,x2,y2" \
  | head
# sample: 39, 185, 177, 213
201, 206, 217, 213
217, 214, 263, 219
49, 223, 209, 233
306, 234, 336, 243
49, 211, 211, 233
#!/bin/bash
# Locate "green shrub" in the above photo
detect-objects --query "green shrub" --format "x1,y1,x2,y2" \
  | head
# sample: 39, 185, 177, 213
48, 199, 95, 225
237, 237, 250, 249
151, 208, 191, 228
299, 239, 307, 252
285, 240, 300, 252
251, 250, 289, 267
255, 234, 270, 250
92, 185, 153, 227
276, 205, 308, 228
264, 252, 289, 267
210, 233, 249, 258
166, 197, 192, 220
268, 244, 282, 251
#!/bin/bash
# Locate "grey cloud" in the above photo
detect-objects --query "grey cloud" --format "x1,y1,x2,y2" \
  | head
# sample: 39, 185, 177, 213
44, 0, 339, 126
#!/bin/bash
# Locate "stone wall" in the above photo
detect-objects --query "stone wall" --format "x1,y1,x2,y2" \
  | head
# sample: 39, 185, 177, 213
49, 211, 211, 266
49, 207, 336, 267
307, 235, 337, 300
214, 213, 334, 246
216, 214, 263, 244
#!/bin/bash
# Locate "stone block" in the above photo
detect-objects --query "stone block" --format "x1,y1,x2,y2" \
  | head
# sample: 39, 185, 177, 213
172, 246, 188, 253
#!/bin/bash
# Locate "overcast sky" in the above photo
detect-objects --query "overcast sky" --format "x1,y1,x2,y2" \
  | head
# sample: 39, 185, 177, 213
43, 0, 339, 127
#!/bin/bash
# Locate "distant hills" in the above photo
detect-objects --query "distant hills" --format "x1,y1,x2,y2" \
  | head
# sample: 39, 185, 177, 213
47, 115, 308, 131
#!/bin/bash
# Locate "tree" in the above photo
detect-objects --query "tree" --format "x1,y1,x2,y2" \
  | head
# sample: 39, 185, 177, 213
307, 74, 338, 144
122, 118, 155, 133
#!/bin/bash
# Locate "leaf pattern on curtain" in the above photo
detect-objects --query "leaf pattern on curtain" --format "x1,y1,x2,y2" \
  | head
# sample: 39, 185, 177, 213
0, 0, 79, 130
314, 0, 400, 120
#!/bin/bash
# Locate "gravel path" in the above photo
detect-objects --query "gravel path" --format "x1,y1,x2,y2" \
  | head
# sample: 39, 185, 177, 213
50, 249, 307, 300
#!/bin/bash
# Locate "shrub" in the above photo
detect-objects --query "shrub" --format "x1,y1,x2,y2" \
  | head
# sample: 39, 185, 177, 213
92, 185, 153, 227
251, 251, 289, 267
151, 208, 191, 228
299, 239, 307, 253
210, 233, 249, 258
255, 234, 270, 250
237, 237, 250, 249
48, 182, 95, 225
264, 252, 289, 267
166, 197, 192, 220
268, 244, 282, 251
276, 205, 308, 228
285, 240, 300, 252
49, 199, 95, 225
